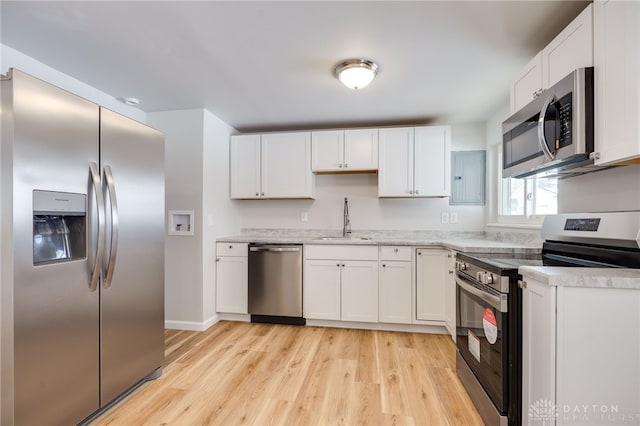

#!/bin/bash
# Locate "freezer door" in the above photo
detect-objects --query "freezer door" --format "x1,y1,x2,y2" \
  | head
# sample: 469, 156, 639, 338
8, 70, 101, 425
99, 108, 165, 405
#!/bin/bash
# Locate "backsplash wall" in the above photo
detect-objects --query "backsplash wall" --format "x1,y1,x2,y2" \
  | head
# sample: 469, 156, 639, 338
558, 165, 640, 213
238, 123, 487, 231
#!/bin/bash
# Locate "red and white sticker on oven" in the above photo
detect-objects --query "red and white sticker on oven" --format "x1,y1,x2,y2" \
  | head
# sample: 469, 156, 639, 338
483, 308, 498, 344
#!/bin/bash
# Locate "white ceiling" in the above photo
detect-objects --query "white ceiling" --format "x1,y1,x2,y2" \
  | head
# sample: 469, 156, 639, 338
1, 1, 589, 132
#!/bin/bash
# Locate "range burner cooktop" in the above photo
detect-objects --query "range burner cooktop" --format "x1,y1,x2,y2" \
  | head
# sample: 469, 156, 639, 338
457, 252, 543, 276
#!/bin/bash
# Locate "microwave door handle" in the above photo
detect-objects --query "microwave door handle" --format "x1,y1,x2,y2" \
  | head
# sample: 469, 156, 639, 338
537, 94, 557, 161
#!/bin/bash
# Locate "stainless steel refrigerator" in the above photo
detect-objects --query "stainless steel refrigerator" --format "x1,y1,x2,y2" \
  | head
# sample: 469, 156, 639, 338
1, 69, 165, 425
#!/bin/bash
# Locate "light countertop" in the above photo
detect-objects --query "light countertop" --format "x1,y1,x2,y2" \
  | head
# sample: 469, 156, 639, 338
519, 266, 640, 289
216, 231, 541, 254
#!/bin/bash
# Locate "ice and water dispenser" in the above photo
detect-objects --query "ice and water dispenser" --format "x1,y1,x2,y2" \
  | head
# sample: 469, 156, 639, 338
33, 190, 86, 265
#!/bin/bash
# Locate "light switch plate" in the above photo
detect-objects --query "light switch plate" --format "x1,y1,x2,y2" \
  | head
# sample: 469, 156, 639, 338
450, 212, 458, 224
441, 212, 449, 224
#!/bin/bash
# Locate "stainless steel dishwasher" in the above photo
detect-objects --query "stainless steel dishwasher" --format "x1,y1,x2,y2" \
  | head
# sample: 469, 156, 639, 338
248, 243, 305, 325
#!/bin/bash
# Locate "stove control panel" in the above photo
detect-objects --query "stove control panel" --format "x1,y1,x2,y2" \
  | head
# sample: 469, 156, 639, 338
476, 271, 495, 285
455, 261, 468, 271
455, 256, 511, 293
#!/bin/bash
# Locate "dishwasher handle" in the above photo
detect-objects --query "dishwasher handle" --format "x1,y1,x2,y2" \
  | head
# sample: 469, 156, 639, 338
249, 246, 301, 253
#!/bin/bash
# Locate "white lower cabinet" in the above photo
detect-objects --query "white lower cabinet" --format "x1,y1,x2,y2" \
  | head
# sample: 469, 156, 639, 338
415, 248, 447, 322
215, 243, 248, 314
444, 250, 457, 339
521, 275, 640, 426
303, 259, 342, 320
303, 245, 379, 322
379, 246, 412, 324
341, 261, 379, 322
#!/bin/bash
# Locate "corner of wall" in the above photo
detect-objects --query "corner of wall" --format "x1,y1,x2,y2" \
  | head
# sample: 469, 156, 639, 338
1, 44, 146, 123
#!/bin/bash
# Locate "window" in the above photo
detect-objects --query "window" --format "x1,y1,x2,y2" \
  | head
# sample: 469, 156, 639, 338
501, 175, 557, 217
497, 149, 557, 219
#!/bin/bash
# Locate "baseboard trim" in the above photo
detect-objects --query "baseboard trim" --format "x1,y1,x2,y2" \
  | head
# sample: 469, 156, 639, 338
165, 315, 221, 331
305, 319, 449, 335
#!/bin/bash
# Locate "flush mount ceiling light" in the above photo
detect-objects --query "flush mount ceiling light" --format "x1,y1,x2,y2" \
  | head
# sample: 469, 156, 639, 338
123, 97, 140, 106
334, 59, 379, 90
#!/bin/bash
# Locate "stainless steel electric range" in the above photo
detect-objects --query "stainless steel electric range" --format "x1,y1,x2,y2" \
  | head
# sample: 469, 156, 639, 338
455, 211, 640, 426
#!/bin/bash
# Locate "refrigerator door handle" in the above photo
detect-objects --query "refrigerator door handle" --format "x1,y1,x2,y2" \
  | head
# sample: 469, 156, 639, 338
89, 161, 105, 292
103, 165, 119, 289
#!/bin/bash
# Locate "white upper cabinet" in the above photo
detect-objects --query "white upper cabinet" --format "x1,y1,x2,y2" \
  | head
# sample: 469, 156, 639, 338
542, 4, 593, 88
511, 53, 543, 114
510, 4, 593, 114
262, 132, 313, 198
343, 128, 378, 171
414, 126, 450, 197
312, 130, 343, 171
230, 134, 261, 199
378, 127, 413, 197
230, 132, 314, 199
378, 126, 450, 198
312, 128, 378, 172
593, 0, 640, 165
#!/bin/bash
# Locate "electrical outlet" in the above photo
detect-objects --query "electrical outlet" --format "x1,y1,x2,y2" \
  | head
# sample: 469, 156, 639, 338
450, 212, 458, 224
301, 212, 308, 222
441, 212, 449, 224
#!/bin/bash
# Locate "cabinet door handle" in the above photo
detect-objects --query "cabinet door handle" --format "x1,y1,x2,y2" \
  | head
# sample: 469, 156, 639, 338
344, 163, 348, 168
518, 280, 527, 289
409, 190, 414, 195
229, 245, 233, 249
447, 254, 452, 258
337, 263, 340, 267
393, 248, 398, 253
255, 192, 259, 196
339, 164, 343, 168
261, 192, 265, 196
415, 189, 420, 195
216, 258, 220, 262
341, 264, 345, 267
382, 264, 386, 268
448, 270, 454, 274
417, 251, 421, 256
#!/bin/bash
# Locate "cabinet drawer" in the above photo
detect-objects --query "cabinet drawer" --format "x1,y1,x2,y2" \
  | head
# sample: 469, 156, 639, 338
304, 244, 378, 261
380, 246, 412, 261
216, 242, 248, 257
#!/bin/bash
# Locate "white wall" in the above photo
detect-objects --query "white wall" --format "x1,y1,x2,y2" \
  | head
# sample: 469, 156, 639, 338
202, 110, 241, 323
148, 108, 240, 330
238, 123, 488, 231
0, 44, 146, 122
147, 110, 205, 328
558, 166, 640, 213
485, 105, 510, 224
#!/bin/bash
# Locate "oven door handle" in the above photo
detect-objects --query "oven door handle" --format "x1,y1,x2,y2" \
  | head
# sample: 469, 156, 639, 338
456, 276, 507, 313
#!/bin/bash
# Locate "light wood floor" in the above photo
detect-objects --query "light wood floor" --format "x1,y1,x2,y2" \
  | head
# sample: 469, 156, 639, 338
91, 321, 484, 426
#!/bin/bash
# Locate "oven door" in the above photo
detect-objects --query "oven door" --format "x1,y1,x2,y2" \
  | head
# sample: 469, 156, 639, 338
456, 273, 509, 414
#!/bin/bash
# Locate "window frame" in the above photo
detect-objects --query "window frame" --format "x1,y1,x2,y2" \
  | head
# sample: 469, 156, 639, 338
496, 149, 556, 225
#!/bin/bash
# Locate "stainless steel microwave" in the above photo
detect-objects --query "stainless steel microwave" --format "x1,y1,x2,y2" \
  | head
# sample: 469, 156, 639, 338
502, 67, 594, 179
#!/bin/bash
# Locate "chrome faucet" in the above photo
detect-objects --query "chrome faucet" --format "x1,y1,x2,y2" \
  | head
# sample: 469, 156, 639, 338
343, 197, 351, 237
